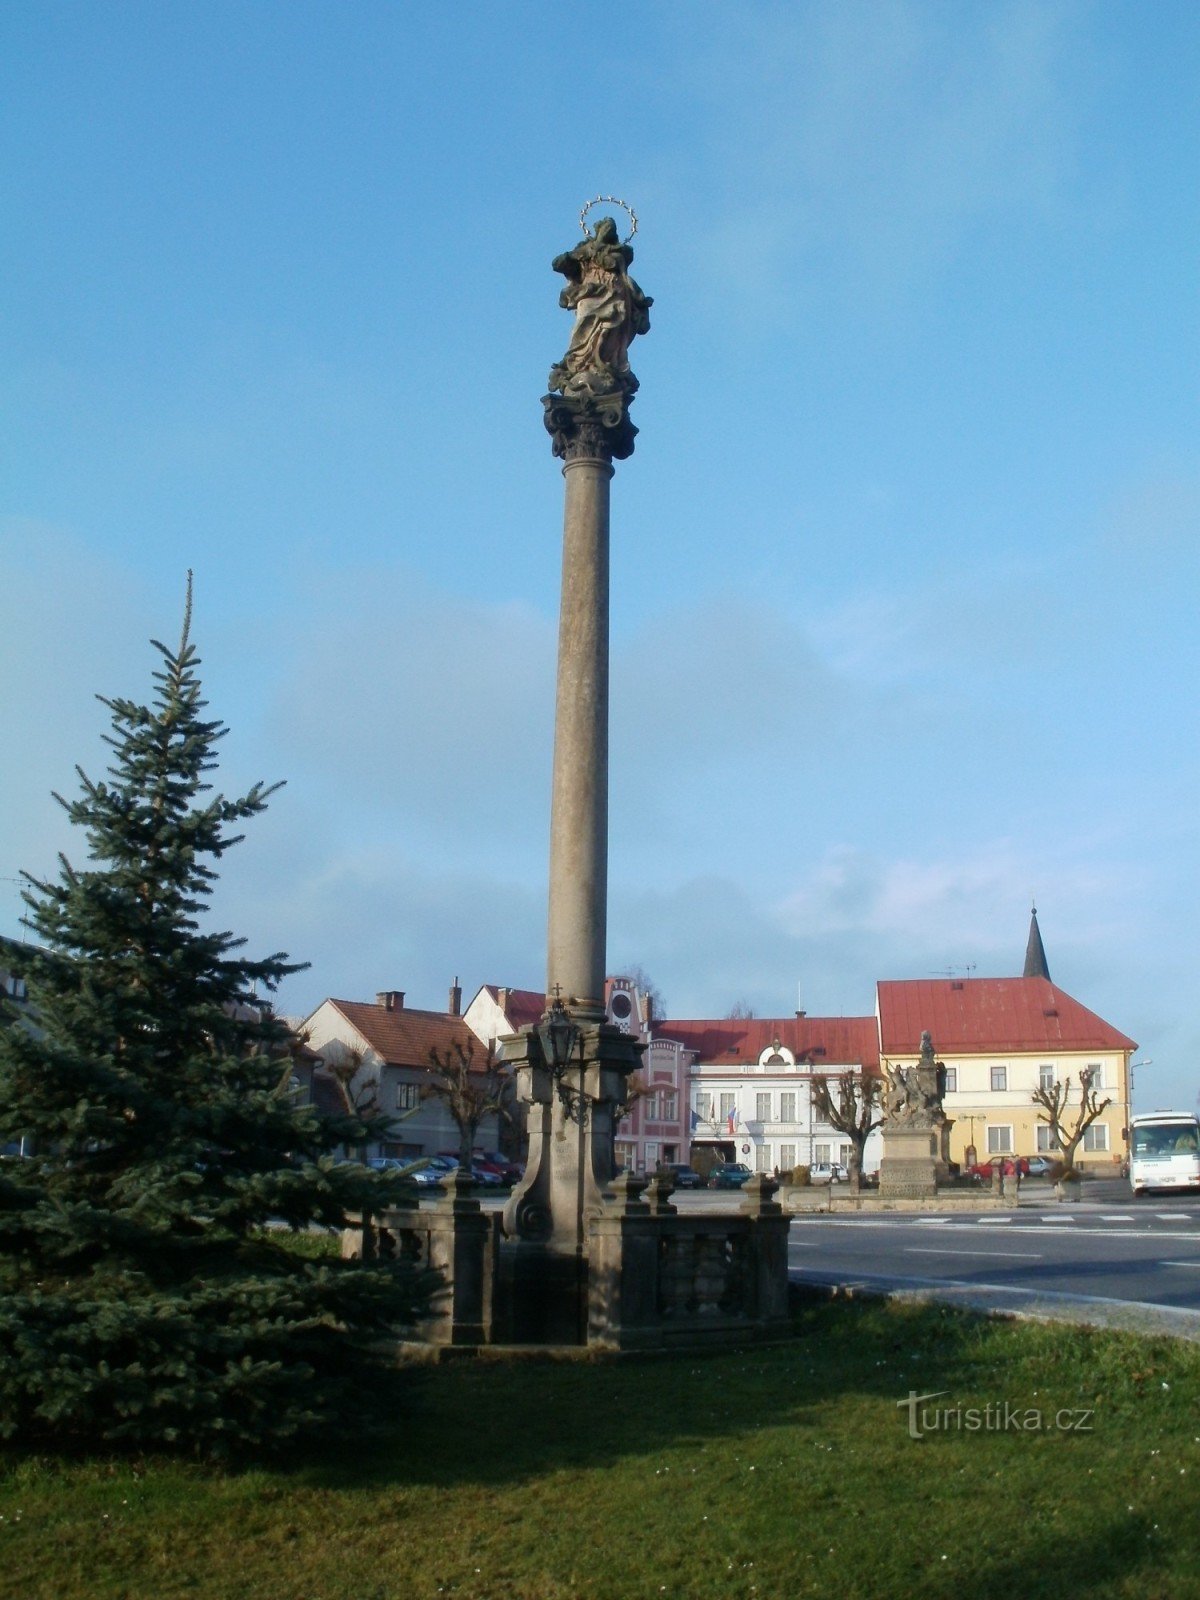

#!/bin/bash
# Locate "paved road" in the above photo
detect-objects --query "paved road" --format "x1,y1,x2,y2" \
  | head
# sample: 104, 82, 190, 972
783, 1193, 1200, 1339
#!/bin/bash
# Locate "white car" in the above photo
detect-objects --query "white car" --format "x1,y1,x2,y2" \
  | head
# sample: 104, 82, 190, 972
809, 1161, 849, 1185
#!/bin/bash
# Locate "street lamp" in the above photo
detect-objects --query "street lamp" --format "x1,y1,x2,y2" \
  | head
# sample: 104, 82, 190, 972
538, 993, 578, 1076
963, 1113, 985, 1168
1129, 1059, 1152, 1107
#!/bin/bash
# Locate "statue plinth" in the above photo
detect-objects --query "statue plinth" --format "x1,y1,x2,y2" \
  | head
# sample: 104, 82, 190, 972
878, 1124, 951, 1199
500, 1020, 643, 1254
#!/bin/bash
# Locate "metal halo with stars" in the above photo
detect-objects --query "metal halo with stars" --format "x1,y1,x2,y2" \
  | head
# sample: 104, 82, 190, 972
578, 195, 638, 243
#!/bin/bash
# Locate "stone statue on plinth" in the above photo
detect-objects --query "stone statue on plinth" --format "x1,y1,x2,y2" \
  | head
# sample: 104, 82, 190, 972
544, 210, 652, 462
878, 1030, 955, 1199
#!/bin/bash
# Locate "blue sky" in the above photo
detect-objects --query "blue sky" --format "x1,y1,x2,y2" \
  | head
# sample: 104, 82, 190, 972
2, 2, 1196, 1111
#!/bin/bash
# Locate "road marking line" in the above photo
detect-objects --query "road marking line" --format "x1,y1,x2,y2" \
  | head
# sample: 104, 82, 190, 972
1157, 1215, 1190, 1223
1160, 1260, 1200, 1269
905, 1247, 1043, 1259
1101, 1215, 1135, 1222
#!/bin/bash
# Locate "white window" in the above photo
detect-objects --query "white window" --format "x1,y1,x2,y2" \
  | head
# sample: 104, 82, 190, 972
696, 1091, 712, 1120
1083, 1124, 1110, 1152
615, 1141, 636, 1170
990, 1065, 1008, 1093
719, 1091, 736, 1121
396, 1082, 421, 1112
1036, 1125, 1062, 1152
987, 1125, 1013, 1154
1038, 1064, 1055, 1091
813, 1142, 831, 1165
780, 1143, 796, 1170
780, 1091, 796, 1122
645, 1091, 659, 1119
755, 1145, 771, 1172
840, 1143, 853, 1168
942, 1067, 957, 1094
660, 1091, 677, 1122
756, 1092, 771, 1122
1086, 1064, 1104, 1091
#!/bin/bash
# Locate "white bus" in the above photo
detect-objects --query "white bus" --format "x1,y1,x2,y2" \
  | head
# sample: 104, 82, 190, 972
1129, 1111, 1200, 1196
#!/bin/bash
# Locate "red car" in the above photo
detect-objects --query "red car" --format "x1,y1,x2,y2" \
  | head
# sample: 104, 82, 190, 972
475, 1150, 523, 1185
968, 1156, 1029, 1180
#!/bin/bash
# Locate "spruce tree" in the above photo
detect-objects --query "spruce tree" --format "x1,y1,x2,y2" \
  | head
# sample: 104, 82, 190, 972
0, 581, 426, 1454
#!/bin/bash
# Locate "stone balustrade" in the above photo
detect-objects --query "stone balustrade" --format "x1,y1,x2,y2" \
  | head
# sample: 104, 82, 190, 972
343, 1169, 792, 1351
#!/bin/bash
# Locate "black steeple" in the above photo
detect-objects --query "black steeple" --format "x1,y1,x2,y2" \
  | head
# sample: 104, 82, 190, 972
1023, 902, 1051, 982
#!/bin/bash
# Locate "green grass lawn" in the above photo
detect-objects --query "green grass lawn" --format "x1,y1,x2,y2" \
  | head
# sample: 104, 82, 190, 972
2, 1298, 1198, 1600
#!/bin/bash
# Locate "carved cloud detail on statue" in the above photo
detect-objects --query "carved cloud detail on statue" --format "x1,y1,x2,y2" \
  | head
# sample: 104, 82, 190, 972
543, 215, 652, 462
884, 1029, 948, 1130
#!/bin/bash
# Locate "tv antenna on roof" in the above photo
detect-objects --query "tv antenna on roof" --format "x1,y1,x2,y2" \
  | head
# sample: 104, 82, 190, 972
931, 964, 976, 979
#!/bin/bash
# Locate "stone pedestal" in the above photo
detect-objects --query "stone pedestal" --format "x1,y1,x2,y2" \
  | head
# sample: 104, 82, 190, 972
878, 1126, 943, 1200
501, 1019, 643, 1253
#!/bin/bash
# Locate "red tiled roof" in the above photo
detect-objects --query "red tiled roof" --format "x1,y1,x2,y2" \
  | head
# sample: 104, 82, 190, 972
330, 999, 483, 1069
482, 985, 545, 1030
656, 1017, 879, 1072
876, 978, 1137, 1056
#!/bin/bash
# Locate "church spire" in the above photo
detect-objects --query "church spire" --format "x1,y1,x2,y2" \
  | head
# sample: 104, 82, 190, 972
1023, 902, 1051, 982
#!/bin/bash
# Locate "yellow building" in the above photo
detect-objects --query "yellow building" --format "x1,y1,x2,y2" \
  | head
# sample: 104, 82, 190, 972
876, 911, 1135, 1172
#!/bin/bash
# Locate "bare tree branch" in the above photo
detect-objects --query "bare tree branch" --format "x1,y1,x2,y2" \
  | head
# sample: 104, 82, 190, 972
424, 1039, 514, 1169
1031, 1066, 1112, 1175
810, 1069, 883, 1190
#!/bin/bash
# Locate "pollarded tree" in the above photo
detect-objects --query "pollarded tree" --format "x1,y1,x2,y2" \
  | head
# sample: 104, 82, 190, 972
0, 581, 428, 1455
424, 1039, 514, 1170
1031, 1066, 1112, 1176
810, 1070, 884, 1191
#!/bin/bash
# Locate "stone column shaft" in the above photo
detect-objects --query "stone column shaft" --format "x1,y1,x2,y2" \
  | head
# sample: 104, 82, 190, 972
545, 453, 613, 1021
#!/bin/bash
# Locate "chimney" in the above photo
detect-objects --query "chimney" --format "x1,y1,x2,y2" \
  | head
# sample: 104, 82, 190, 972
448, 976, 462, 1016
376, 990, 404, 1011
644, 994, 654, 1026
796, 979, 806, 1019
497, 986, 510, 1012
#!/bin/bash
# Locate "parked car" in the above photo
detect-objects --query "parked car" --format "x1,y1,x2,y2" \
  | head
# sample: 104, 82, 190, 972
1023, 1156, 1054, 1179
658, 1162, 703, 1189
368, 1156, 444, 1187
708, 1162, 753, 1190
436, 1152, 504, 1185
809, 1161, 849, 1185
968, 1156, 1030, 1180
475, 1150, 524, 1185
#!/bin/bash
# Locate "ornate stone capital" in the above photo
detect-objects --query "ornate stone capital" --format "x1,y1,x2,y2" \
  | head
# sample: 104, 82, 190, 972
542, 389, 636, 463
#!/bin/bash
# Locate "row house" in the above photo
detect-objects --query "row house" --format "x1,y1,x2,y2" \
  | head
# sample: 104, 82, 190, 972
301, 984, 506, 1162
877, 977, 1134, 1171
297, 911, 1135, 1175
662, 1014, 883, 1176
877, 911, 1134, 1171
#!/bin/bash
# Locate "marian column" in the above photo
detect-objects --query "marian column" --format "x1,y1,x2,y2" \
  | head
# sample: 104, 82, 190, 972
502, 205, 650, 1272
